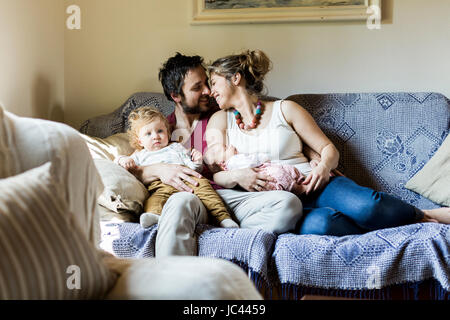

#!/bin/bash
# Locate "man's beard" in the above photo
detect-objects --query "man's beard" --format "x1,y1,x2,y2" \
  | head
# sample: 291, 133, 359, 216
180, 96, 209, 114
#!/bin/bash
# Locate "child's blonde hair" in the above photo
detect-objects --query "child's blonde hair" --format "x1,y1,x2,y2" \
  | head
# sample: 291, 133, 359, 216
127, 106, 171, 150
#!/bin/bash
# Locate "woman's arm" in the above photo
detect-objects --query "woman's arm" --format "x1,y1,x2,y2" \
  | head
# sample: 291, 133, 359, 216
281, 100, 340, 194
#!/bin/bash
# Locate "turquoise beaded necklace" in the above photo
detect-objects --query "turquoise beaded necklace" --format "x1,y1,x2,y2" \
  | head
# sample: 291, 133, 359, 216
233, 101, 263, 130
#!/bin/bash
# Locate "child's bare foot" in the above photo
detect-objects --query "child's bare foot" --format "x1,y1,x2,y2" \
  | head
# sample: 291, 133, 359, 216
422, 207, 450, 224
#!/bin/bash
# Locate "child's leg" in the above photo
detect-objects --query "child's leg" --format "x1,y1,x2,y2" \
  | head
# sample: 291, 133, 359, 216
190, 177, 238, 227
141, 181, 178, 228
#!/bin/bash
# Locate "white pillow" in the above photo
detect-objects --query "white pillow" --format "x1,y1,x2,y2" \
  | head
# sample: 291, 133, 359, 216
405, 134, 450, 206
2, 108, 104, 245
0, 106, 15, 178
95, 159, 149, 215
0, 162, 117, 299
80, 132, 135, 161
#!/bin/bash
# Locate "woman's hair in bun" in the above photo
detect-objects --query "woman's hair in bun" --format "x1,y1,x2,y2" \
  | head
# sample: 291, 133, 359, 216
208, 50, 272, 95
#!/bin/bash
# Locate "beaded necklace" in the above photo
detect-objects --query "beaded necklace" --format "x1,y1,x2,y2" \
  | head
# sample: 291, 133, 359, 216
233, 101, 263, 130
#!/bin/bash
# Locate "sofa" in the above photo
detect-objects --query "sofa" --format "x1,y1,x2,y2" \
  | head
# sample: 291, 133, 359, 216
0, 104, 263, 300
80, 91, 450, 300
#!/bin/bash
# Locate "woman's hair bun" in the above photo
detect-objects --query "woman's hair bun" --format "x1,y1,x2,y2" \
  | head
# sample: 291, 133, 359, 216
209, 49, 272, 95
239, 50, 272, 84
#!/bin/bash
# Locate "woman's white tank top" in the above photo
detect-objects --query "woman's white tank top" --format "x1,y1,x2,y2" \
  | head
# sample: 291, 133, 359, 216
226, 100, 312, 175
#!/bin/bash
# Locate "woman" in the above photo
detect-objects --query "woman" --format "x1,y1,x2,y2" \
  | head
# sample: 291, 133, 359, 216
205, 49, 450, 236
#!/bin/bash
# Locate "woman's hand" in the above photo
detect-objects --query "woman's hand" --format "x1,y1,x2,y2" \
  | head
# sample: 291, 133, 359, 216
233, 167, 277, 192
302, 162, 331, 194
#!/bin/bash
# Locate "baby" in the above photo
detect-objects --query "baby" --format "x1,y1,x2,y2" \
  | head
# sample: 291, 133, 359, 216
208, 144, 307, 194
116, 106, 238, 229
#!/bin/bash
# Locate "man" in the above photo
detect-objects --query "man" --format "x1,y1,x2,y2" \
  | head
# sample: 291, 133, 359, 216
134, 53, 302, 257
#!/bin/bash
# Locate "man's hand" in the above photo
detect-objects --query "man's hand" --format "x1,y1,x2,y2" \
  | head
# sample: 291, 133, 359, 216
130, 163, 203, 193
233, 167, 277, 192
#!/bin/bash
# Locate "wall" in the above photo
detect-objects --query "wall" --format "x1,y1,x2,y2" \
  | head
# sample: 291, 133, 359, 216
0, 0, 65, 121
44, 1, 450, 128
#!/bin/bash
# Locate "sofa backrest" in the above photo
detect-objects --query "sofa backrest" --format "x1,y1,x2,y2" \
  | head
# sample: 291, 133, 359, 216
80, 91, 449, 209
80, 92, 176, 139
286, 92, 449, 209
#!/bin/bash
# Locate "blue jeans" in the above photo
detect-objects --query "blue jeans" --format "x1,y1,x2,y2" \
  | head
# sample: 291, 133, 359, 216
297, 176, 424, 236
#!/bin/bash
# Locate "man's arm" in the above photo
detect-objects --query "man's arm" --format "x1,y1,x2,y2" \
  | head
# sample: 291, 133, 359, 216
129, 163, 202, 193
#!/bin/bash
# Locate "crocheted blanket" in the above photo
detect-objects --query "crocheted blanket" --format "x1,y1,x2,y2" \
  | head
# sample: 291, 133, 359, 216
104, 221, 450, 299
273, 222, 450, 299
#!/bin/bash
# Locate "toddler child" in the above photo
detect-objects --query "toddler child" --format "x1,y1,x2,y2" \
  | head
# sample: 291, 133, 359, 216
116, 106, 238, 229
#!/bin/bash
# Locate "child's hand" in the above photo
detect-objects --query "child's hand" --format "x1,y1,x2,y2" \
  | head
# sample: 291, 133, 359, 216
191, 148, 203, 163
118, 157, 137, 170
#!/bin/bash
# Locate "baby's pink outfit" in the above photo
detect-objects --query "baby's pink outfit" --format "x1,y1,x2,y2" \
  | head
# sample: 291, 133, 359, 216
224, 153, 304, 192
259, 163, 304, 192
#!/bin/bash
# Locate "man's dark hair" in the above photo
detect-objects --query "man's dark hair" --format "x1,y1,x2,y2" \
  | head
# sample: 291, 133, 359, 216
158, 53, 205, 102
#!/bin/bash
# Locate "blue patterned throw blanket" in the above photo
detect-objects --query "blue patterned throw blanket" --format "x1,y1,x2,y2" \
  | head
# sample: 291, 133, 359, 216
109, 221, 450, 299
273, 223, 450, 299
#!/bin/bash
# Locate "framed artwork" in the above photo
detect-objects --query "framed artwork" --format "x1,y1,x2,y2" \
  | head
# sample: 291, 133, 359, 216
191, 0, 381, 25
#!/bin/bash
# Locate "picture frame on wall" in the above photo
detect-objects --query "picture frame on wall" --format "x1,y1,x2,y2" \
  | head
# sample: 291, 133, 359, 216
190, 0, 381, 25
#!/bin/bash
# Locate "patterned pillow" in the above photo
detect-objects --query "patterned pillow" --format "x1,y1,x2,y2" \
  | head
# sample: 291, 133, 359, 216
0, 162, 117, 299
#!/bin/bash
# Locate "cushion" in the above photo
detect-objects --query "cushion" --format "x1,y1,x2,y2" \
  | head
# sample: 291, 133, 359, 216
2, 109, 104, 245
80, 132, 134, 161
95, 159, 149, 215
0, 105, 15, 178
0, 162, 117, 299
405, 134, 450, 206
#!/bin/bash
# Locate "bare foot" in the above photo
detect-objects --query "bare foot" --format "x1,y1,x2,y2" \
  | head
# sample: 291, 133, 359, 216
422, 207, 450, 224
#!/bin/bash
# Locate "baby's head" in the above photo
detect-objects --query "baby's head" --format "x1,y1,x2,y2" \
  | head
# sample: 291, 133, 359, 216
127, 106, 171, 152
205, 144, 238, 172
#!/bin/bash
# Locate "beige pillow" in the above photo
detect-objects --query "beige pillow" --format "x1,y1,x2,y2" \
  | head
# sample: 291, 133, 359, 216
95, 159, 149, 215
0, 105, 15, 178
405, 134, 450, 206
80, 132, 135, 161
0, 162, 117, 299
3, 108, 104, 245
